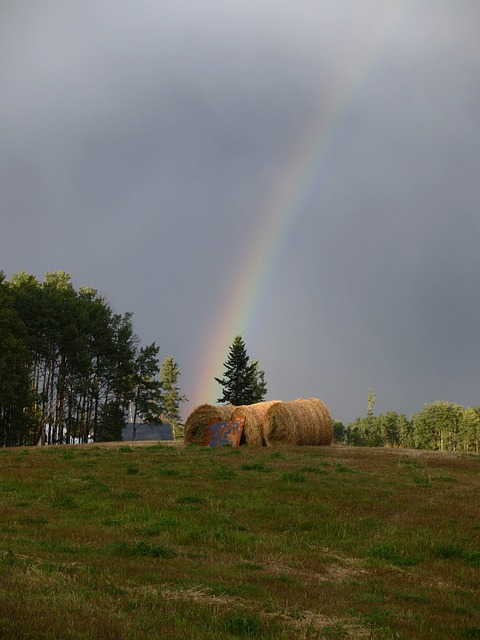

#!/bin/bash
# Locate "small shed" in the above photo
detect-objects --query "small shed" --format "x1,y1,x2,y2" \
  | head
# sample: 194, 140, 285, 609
122, 422, 173, 442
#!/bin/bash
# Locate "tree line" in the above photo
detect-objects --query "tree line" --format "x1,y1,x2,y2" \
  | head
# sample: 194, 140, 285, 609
0, 271, 186, 446
335, 400, 480, 453
2, 273, 478, 456
212, 339, 480, 454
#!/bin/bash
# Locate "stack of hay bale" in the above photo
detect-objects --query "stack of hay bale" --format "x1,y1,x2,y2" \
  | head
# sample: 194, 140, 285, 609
231, 400, 282, 446
184, 398, 333, 446
183, 403, 235, 446
263, 398, 332, 446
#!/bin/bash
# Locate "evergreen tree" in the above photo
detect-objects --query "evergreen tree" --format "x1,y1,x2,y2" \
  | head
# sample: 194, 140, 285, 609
129, 343, 163, 441
344, 420, 365, 446
377, 411, 402, 447
215, 336, 267, 405
353, 415, 383, 447
332, 419, 346, 443
0, 273, 35, 446
96, 401, 126, 442
160, 355, 187, 440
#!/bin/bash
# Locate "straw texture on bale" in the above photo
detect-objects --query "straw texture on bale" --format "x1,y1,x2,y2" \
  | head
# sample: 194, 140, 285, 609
264, 398, 333, 446
184, 404, 235, 445
231, 401, 282, 446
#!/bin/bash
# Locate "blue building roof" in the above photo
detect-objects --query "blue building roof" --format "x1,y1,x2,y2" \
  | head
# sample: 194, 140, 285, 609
122, 423, 173, 441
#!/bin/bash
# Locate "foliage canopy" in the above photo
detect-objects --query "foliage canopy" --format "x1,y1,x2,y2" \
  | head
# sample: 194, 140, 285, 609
0, 271, 172, 445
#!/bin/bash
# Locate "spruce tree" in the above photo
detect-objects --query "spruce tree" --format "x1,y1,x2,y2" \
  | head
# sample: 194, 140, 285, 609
215, 336, 267, 405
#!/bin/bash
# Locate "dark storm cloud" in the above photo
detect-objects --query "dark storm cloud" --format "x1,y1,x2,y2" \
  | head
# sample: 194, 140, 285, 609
1, 0, 480, 423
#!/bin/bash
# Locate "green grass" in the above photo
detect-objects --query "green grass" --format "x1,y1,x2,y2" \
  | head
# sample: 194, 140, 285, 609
0, 443, 478, 639
281, 470, 306, 483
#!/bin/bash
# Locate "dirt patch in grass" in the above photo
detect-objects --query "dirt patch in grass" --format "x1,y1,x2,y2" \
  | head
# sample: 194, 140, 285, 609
261, 557, 368, 584
134, 583, 371, 639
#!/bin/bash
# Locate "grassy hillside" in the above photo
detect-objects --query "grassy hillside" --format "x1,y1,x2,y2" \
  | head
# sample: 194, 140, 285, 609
0, 443, 478, 639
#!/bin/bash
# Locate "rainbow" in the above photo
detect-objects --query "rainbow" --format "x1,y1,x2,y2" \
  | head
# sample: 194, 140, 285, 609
190, 2, 416, 408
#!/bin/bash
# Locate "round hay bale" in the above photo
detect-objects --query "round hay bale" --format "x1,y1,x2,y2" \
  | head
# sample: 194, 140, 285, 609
231, 401, 282, 446
264, 398, 333, 446
184, 404, 235, 445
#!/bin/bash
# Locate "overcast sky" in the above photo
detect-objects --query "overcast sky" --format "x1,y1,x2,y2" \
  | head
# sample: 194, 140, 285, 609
2, 0, 480, 424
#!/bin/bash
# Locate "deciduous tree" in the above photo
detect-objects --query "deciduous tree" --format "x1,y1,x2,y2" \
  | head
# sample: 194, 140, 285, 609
0, 271, 167, 446
367, 387, 376, 417
160, 355, 187, 440
460, 406, 480, 453
412, 401, 464, 451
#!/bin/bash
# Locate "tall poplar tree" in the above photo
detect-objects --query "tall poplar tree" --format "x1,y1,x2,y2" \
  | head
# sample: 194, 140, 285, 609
160, 355, 187, 440
413, 401, 463, 451
367, 387, 376, 417
215, 336, 267, 405
460, 407, 480, 453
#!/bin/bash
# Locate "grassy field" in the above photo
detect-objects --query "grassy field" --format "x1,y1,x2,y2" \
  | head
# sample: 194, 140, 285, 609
0, 442, 478, 639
